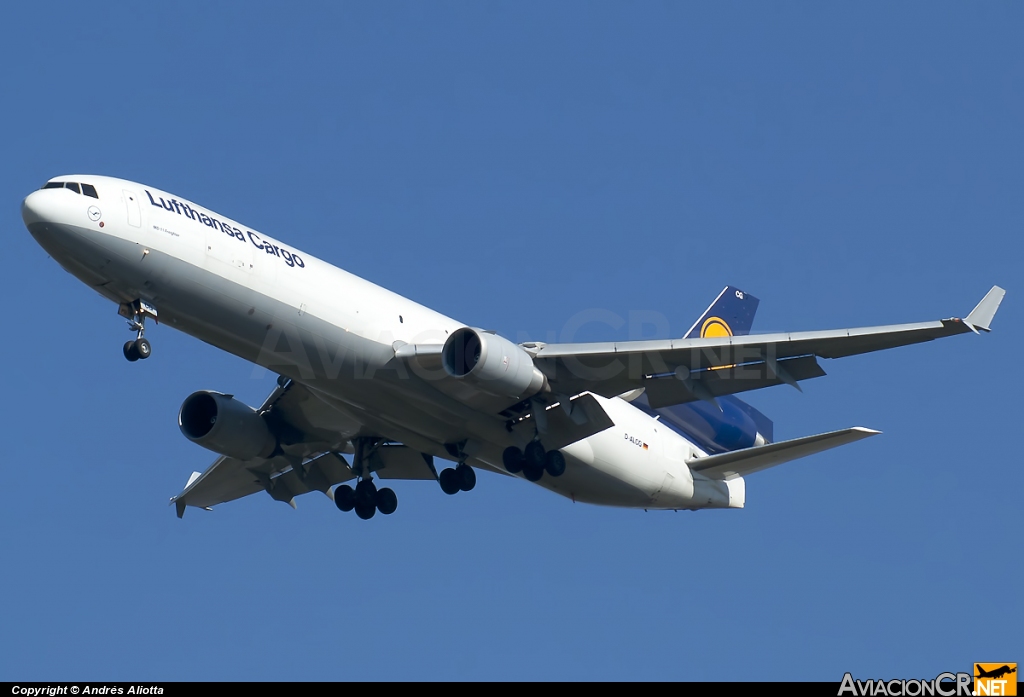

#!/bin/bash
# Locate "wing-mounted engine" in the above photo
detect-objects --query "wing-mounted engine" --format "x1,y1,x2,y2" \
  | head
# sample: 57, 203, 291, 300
437, 327, 548, 411
178, 390, 277, 461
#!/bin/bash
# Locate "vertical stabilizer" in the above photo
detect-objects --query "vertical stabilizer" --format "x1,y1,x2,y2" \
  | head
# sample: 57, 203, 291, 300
683, 286, 760, 339
629, 286, 773, 453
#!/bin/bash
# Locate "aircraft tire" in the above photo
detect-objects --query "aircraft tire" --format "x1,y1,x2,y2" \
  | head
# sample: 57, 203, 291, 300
456, 464, 476, 492
502, 446, 523, 474
376, 487, 398, 515
334, 484, 355, 512
524, 441, 546, 469
523, 464, 544, 482
358, 474, 378, 503
439, 468, 461, 495
134, 337, 152, 359
354, 501, 376, 520
544, 450, 566, 477
123, 341, 139, 362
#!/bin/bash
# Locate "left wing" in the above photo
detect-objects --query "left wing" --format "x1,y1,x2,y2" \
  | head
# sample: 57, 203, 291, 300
529, 286, 1005, 405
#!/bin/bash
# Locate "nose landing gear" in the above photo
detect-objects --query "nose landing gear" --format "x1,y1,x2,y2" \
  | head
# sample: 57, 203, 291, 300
123, 338, 151, 362
119, 300, 157, 362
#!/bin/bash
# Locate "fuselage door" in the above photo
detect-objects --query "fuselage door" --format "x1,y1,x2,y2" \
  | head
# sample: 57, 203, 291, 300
123, 190, 142, 228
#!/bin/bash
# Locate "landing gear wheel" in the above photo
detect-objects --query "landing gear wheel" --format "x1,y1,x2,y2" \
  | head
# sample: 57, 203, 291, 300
439, 468, 461, 495
376, 487, 398, 515
523, 464, 544, 482
544, 450, 566, 477
354, 501, 376, 520
334, 484, 355, 512
355, 479, 378, 507
502, 446, 523, 474
134, 337, 152, 360
456, 464, 476, 492
524, 441, 546, 469
123, 341, 139, 362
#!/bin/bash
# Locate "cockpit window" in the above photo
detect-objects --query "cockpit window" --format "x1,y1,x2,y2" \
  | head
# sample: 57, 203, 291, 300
40, 180, 99, 199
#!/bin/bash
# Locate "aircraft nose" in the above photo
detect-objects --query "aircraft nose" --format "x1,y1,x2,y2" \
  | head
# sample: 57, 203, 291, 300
21, 190, 51, 227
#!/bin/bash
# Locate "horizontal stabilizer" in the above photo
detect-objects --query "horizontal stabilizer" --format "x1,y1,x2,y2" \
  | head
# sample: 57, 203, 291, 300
965, 285, 1005, 332
687, 426, 880, 480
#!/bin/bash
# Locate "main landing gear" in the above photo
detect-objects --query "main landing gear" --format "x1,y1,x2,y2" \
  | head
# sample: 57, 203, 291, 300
334, 478, 398, 520
119, 300, 157, 362
439, 463, 476, 496
502, 443, 566, 482
332, 436, 400, 520
438, 442, 477, 496
332, 438, 479, 519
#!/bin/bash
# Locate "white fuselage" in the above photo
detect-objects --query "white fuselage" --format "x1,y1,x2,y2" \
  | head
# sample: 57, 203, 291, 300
22, 175, 744, 511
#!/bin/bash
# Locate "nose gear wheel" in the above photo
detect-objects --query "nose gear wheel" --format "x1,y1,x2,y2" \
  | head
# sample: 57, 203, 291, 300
119, 300, 156, 361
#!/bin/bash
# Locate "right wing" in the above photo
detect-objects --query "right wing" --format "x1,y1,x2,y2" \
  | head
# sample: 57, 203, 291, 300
170, 382, 438, 517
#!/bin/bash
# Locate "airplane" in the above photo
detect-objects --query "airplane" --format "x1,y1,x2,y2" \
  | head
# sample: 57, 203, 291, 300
21, 175, 1005, 521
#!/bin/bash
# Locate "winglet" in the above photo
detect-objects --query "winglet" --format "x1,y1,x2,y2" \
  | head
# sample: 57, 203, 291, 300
965, 286, 1005, 332
170, 471, 203, 519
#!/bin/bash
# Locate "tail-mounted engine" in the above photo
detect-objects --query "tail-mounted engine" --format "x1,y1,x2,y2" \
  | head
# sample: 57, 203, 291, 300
178, 391, 276, 461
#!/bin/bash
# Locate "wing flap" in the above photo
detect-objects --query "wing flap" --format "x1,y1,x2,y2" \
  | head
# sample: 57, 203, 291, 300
172, 450, 358, 514
524, 393, 616, 452
688, 426, 880, 480
371, 445, 438, 480
171, 455, 268, 511
643, 355, 826, 408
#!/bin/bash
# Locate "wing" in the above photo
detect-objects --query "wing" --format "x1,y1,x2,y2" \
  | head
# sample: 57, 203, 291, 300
531, 286, 1005, 405
688, 427, 880, 480
170, 382, 438, 517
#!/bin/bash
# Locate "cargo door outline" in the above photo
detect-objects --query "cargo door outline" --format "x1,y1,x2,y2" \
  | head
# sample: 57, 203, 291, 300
206, 230, 253, 273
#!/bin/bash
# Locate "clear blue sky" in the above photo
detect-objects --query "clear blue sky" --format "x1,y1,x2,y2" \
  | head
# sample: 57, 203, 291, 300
1, 2, 1020, 681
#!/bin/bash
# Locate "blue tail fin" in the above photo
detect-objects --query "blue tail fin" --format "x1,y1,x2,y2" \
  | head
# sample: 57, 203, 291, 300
634, 286, 772, 451
684, 286, 760, 339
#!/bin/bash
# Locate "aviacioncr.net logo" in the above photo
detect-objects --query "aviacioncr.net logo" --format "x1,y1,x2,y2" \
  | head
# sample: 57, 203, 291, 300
838, 672, 973, 697
974, 664, 1017, 696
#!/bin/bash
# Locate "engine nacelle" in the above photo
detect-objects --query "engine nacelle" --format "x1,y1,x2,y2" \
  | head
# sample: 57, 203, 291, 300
178, 391, 276, 461
442, 328, 547, 400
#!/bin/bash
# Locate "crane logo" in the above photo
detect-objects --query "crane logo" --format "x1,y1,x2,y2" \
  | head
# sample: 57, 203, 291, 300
700, 316, 733, 338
